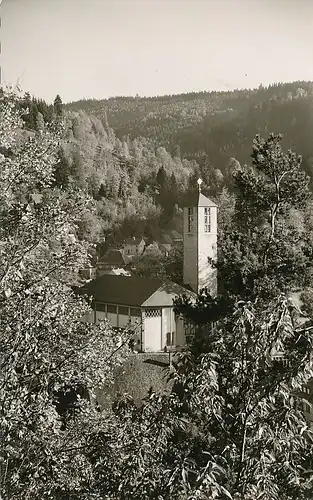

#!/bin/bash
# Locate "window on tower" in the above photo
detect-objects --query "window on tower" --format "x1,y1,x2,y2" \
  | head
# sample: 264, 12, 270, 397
187, 207, 193, 233
204, 207, 211, 233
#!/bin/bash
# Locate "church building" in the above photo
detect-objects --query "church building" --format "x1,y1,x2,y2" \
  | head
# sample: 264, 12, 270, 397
81, 179, 218, 352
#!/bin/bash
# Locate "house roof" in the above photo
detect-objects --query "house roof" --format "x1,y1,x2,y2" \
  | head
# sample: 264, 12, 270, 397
169, 230, 182, 240
184, 191, 217, 207
109, 268, 131, 276
143, 281, 196, 307
98, 249, 126, 266
124, 237, 144, 245
80, 274, 196, 307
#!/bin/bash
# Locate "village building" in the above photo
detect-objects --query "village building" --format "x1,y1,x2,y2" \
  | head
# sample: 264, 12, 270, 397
153, 231, 183, 256
97, 249, 127, 276
81, 179, 218, 352
157, 234, 173, 255
123, 237, 145, 261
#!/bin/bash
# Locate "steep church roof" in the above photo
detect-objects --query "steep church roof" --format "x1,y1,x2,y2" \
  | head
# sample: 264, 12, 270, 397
79, 274, 196, 307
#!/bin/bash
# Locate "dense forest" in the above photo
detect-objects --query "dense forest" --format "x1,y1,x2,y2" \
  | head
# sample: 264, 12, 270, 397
17, 81, 313, 253
16, 92, 203, 252
66, 81, 313, 181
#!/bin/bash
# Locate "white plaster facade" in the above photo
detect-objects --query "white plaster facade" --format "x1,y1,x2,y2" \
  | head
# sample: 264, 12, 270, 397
123, 238, 145, 259
84, 301, 185, 353
183, 193, 217, 296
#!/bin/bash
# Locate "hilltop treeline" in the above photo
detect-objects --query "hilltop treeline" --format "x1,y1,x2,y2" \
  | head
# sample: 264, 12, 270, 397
66, 81, 313, 182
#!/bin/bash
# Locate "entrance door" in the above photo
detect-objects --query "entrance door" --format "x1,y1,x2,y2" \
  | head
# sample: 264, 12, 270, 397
144, 309, 162, 351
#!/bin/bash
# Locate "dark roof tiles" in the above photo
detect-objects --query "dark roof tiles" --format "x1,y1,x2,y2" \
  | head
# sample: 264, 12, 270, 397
81, 274, 164, 306
98, 249, 126, 266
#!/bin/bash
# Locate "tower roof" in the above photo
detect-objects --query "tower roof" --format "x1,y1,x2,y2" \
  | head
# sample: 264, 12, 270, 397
184, 190, 217, 207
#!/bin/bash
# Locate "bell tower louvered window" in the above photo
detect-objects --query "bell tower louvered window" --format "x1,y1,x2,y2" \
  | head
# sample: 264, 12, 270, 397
187, 207, 193, 233
204, 207, 211, 233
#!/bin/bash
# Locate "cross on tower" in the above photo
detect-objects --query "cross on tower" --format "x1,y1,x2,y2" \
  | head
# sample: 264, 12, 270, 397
197, 178, 203, 192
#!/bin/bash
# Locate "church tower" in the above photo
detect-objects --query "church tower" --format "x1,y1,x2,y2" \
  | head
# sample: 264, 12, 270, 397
183, 179, 217, 296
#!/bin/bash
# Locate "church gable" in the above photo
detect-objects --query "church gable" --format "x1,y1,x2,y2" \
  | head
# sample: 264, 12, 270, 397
142, 282, 196, 307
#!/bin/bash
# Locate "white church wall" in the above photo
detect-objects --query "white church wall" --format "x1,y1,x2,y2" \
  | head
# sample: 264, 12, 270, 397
107, 304, 118, 327
93, 304, 141, 328
183, 206, 198, 292
175, 315, 185, 347
183, 197, 218, 296
118, 305, 129, 327
144, 308, 162, 351
197, 206, 217, 296
162, 307, 173, 349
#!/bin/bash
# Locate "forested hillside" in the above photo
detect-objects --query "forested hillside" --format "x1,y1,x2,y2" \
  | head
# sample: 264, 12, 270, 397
18, 82, 313, 250
16, 93, 201, 250
66, 81, 313, 180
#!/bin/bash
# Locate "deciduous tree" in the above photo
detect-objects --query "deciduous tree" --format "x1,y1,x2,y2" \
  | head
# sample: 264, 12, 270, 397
0, 92, 130, 499
218, 133, 312, 300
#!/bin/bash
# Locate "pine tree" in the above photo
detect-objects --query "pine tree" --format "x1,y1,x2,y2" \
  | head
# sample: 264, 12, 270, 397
98, 182, 106, 198
169, 172, 178, 201
53, 94, 63, 117
156, 165, 167, 189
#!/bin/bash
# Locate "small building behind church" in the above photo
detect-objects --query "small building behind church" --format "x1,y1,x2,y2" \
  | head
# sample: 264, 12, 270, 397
123, 237, 145, 261
97, 249, 127, 275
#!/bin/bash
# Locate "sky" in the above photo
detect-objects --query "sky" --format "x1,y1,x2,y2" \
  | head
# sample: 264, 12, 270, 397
1, 0, 313, 104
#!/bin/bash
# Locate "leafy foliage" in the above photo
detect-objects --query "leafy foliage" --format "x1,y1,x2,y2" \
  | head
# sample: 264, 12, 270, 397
82, 297, 313, 500
92, 135, 313, 500
217, 134, 313, 301
168, 296, 313, 499
0, 92, 130, 499
18, 93, 202, 247
130, 244, 183, 284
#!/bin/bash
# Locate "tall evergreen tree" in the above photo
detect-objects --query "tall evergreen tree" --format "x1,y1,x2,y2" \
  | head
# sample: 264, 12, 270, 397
169, 172, 178, 206
156, 165, 167, 190
53, 94, 63, 117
